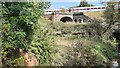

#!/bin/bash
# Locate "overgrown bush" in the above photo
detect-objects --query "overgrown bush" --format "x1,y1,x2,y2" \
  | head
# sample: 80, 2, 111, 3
28, 18, 57, 65
45, 20, 119, 66
1, 2, 56, 66
61, 38, 118, 66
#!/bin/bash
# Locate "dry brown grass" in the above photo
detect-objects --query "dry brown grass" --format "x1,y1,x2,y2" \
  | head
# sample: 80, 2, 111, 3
84, 11, 104, 20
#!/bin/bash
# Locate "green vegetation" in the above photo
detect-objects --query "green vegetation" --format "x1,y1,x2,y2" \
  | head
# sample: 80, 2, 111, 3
70, 0, 94, 8
0, 1, 120, 67
44, 21, 119, 66
1, 2, 56, 66
103, 2, 120, 34
78, 0, 94, 7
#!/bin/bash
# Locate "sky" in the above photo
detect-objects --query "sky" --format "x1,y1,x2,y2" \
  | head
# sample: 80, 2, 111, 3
49, 2, 103, 9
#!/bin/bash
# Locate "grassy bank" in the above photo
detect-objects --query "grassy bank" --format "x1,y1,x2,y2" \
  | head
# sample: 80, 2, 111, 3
40, 18, 119, 66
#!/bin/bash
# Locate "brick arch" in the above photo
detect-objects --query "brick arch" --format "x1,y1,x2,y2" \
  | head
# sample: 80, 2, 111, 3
60, 16, 73, 22
54, 14, 73, 22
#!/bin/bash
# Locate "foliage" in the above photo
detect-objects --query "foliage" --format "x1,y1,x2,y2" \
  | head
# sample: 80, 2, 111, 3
103, 1, 120, 34
78, 0, 94, 7
45, 20, 119, 66
83, 19, 105, 40
1, 2, 51, 66
28, 18, 57, 65
91, 41, 118, 63
49, 22, 86, 35
63, 37, 118, 66
1, 1, 119, 66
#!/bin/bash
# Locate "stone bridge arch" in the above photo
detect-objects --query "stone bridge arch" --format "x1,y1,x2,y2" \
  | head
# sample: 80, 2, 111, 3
54, 14, 73, 22
60, 16, 73, 22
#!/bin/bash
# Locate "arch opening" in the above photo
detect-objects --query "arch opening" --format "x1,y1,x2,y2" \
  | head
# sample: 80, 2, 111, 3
74, 19, 77, 22
60, 17, 73, 23
79, 19, 81, 23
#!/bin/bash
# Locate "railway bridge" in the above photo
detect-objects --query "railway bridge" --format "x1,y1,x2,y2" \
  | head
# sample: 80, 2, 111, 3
44, 6, 106, 23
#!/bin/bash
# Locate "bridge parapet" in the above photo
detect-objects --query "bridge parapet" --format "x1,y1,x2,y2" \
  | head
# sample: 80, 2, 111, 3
45, 6, 106, 14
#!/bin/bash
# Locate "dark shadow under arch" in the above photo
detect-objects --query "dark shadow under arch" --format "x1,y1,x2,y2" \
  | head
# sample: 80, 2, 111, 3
60, 17, 73, 23
112, 31, 120, 53
112, 31, 120, 40
79, 19, 81, 23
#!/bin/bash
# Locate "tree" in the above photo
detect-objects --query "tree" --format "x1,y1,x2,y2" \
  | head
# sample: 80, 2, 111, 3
102, 0, 120, 42
78, 0, 94, 7
102, 1, 120, 38
1, 2, 51, 66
